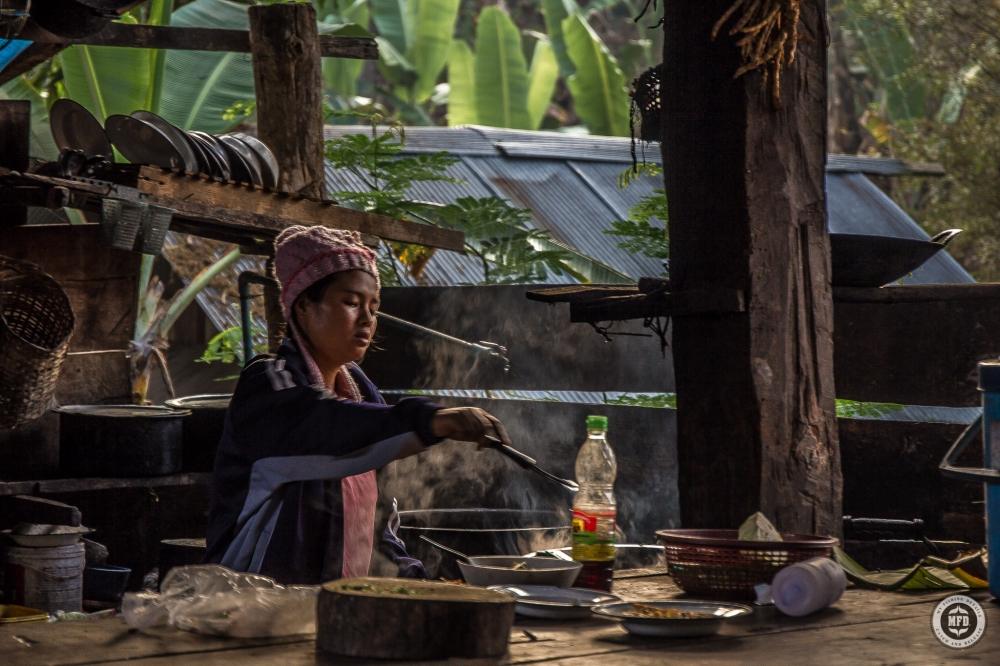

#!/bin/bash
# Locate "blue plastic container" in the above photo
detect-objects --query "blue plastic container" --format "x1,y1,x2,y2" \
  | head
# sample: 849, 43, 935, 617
940, 360, 1000, 598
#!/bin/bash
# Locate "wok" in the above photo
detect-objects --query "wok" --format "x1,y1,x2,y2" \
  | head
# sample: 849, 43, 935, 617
830, 229, 961, 288
397, 508, 570, 580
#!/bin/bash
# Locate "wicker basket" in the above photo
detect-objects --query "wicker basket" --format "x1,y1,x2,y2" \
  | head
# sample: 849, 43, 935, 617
0, 256, 75, 429
656, 529, 838, 600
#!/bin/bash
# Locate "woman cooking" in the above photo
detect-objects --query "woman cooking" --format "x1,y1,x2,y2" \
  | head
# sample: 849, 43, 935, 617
205, 225, 511, 584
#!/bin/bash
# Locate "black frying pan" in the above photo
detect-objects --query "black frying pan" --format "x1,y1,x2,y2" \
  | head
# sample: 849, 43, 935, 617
830, 229, 962, 288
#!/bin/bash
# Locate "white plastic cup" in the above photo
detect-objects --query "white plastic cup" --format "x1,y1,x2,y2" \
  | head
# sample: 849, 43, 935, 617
771, 557, 847, 617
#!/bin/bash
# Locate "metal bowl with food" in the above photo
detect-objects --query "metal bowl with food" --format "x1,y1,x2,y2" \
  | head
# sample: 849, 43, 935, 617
458, 555, 582, 587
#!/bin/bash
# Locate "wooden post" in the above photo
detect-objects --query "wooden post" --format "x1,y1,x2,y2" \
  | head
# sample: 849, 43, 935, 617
0, 100, 30, 226
248, 3, 325, 199
662, 1, 842, 534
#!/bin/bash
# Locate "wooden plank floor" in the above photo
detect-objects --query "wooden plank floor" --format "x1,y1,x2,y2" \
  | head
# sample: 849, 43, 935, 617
2, 571, 998, 664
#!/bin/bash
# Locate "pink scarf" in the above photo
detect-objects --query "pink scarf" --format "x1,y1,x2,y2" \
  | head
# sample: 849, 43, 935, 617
293, 326, 377, 579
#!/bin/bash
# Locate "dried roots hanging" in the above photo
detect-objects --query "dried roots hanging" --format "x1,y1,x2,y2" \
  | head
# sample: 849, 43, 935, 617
711, 0, 801, 107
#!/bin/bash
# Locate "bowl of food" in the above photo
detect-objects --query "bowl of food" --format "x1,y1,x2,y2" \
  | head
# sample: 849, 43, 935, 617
458, 556, 582, 587
591, 600, 752, 638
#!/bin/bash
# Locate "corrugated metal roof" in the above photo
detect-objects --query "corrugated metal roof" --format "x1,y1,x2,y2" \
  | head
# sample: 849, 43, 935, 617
186, 125, 972, 334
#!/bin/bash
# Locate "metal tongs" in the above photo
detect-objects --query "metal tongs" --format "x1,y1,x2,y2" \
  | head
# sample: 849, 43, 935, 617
484, 435, 579, 493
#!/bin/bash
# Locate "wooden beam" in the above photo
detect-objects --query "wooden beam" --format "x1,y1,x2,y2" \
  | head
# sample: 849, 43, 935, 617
663, 1, 841, 534
249, 3, 326, 199
568, 288, 745, 322
136, 168, 464, 251
18, 20, 378, 60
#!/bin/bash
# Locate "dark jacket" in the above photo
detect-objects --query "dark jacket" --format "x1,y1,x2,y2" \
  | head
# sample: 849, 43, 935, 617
204, 339, 440, 583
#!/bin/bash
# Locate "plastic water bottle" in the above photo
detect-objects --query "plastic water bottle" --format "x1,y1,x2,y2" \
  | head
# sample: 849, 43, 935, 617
571, 415, 617, 591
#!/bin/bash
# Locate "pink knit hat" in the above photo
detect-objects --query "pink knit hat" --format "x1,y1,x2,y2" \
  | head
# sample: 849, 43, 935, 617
274, 225, 380, 318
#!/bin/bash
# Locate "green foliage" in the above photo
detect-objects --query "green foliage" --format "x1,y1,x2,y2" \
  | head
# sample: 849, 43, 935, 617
526, 39, 560, 130
834, 400, 904, 419
371, 0, 460, 104
561, 12, 630, 136
446, 39, 477, 126
198, 325, 268, 366
605, 393, 677, 408
604, 166, 668, 264
474, 6, 531, 129
325, 123, 589, 284
58, 14, 155, 122
832, 1, 1000, 279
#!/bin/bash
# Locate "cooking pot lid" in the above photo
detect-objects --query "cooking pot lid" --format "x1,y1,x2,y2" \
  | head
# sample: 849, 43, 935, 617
56, 405, 191, 418
164, 394, 232, 410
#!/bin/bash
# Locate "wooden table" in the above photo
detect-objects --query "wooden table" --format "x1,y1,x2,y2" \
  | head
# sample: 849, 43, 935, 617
2, 570, 998, 664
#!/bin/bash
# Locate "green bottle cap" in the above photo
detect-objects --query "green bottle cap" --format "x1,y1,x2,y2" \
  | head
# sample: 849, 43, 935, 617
586, 415, 608, 431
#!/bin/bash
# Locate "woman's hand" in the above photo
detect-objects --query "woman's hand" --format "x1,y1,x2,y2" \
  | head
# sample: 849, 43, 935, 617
431, 407, 512, 447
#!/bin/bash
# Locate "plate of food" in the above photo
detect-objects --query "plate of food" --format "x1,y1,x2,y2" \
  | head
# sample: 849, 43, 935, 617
591, 600, 753, 638
488, 584, 620, 619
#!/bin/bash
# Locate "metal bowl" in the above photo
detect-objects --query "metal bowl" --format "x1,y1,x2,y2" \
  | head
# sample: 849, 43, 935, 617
458, 556, 582, 587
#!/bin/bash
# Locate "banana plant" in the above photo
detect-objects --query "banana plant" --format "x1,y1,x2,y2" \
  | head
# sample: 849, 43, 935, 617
131, 248, 242, 403
561, 12, 630, 136
370, 0, 460, 105
445, 6, 558, 131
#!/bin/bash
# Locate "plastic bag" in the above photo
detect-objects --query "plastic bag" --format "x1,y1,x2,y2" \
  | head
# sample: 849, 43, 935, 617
121, 565, 318, 638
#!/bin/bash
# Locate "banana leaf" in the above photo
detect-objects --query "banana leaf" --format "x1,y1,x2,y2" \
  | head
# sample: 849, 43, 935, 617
562, 13, 630, 136
159, 0, 255, 132
0, 77, 57, 159
59, 16, 153, 122
408, 0, 460, 102
370, 0, 410, 56
526, 38, 559, 130
320, 0, 370, 100
475, 6, 531, 130
447, 40, 477, 126
833, 546, 987, 591
541, 0, 576, 77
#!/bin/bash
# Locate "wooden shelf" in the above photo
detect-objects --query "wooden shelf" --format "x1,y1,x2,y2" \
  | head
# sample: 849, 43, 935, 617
0, 167, 465, 253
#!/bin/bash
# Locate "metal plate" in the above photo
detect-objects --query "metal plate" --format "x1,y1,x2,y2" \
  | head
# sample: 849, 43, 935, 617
105, 115, 186, 169
488, 584, 621, 619
50, 98, 112, 158
219, 135, 263, 180
130, 110, 199, 174
229, 132, 279, 190
188, 131, 232, 181
217, 135, 262, 186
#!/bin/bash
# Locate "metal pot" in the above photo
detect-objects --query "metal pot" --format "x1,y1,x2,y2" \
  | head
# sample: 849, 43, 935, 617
396, 508, 571, 579
164, 394, 231, 472
57, 405, 189, 477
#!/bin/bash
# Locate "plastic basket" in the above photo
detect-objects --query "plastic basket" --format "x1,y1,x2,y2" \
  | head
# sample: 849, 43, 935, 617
0, 256, 75, 429
656, 529, 838, 600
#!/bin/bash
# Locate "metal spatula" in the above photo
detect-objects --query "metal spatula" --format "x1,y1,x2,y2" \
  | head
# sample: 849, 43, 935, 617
483, 435, 579, 493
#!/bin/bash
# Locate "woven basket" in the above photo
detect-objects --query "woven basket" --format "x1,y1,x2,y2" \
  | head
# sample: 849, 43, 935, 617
0, 256, 75, 429
656, 529, 838, 600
